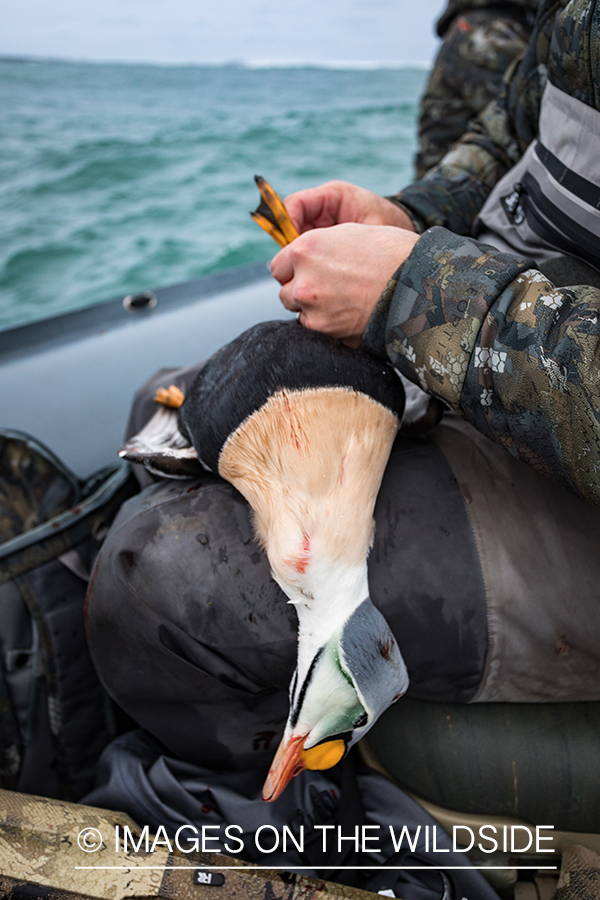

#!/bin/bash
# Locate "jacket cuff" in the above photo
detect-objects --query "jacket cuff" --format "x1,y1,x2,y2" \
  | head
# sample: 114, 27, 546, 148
363, 270, 402, 360
365, 227, 534, 408
391, 185, 452, 232
384, 196, 427, 234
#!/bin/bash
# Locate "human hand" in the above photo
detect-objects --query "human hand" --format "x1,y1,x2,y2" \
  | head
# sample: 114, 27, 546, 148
270, 223, 420, 348
284, 181, 416, 234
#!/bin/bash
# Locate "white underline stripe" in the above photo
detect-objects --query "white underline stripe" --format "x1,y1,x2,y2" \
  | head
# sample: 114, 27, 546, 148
74, 865, 558, 870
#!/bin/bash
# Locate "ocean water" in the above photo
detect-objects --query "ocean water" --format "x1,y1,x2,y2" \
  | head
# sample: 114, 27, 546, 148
0, 59, 427, 330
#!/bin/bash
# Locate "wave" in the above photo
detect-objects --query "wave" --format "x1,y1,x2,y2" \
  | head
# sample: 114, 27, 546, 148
0, 58, 424, 328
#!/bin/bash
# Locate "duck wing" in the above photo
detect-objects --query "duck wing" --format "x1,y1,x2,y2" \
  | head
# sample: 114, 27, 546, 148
119, 403, 204, 479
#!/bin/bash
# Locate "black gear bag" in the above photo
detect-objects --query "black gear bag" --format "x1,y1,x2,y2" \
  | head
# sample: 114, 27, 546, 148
0, 429, 138, 800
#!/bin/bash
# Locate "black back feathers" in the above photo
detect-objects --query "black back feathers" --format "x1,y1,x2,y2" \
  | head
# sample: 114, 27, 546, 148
179, 320, 405, 472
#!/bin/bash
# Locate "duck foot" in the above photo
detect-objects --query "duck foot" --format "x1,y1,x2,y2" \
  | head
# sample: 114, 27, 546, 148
154, 385, 185, 408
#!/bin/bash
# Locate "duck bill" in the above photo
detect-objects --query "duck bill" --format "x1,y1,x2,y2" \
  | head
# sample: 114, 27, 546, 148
262, 733, 307, 802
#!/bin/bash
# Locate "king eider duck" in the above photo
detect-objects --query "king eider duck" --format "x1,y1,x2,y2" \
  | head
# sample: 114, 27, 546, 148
121, 320, 409, 802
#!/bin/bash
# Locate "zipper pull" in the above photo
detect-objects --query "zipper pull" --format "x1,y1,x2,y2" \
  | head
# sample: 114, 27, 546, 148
502, 182, 526, 225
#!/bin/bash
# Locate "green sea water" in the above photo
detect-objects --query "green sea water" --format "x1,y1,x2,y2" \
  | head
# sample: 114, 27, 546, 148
0, 58, 426, 329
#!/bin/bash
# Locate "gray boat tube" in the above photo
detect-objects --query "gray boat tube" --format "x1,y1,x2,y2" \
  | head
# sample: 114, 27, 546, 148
0, 262, 289, 478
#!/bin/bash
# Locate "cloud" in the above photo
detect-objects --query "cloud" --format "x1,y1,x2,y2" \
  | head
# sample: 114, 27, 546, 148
1, 0, 444, 65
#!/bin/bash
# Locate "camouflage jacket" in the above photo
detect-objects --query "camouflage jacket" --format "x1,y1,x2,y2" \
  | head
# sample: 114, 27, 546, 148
397, 0, 589, 235
366, 0, 600, 507
416, 0, 538, 176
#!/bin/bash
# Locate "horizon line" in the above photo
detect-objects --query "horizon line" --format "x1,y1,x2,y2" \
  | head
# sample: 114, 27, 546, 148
0, 53, 432, 71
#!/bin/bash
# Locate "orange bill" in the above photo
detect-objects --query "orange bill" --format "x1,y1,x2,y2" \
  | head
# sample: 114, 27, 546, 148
262, 733, 346, 802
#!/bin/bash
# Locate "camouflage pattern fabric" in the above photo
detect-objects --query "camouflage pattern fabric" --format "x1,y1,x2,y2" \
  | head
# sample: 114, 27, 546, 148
415, 2, 537, 178
435, 0, 538, 37
553, 844, 600, 899
0, 789, 377, 900
364, 227, 600, 507
366, 0, 600, 507
0, 434, 79, 545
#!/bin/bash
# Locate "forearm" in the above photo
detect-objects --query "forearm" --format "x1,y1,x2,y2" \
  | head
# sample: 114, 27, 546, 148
364, 227, 600, 506
397, 133, 511, 234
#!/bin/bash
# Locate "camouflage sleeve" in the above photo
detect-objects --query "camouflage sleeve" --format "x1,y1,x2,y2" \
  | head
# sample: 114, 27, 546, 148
400, 66, 527, 236
363, 227, 600, 507
402, 109, 517, 235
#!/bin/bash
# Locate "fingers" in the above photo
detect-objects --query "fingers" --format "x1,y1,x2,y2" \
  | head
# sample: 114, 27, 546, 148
280, 180, 413, 236
283, 182, 346, 232
281, 193, 313, 234
270, 244, 295, 285
283, 190, 326, 233
278, 279, 301, 313
271, 243, 302, 312
269, 223, 420, 347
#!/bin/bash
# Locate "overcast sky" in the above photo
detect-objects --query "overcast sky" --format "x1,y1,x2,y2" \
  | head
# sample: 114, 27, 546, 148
2, 0, 445, 66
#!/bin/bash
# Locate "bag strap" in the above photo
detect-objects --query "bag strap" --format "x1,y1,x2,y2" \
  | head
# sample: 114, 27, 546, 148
0, 463, 135, 583
0, 654, 22, 790
299, 752, 366, 885
12, 572, 71, 797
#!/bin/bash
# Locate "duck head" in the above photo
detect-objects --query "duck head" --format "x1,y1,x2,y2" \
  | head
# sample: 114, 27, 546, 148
262, 593, 408, 801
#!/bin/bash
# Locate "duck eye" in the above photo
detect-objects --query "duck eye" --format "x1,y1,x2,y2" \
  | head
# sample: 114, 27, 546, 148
353, 712, 368, 728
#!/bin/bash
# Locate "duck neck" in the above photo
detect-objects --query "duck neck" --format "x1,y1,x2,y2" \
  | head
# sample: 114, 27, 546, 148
282, 555, 371, 675
218, 387, 399, 653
